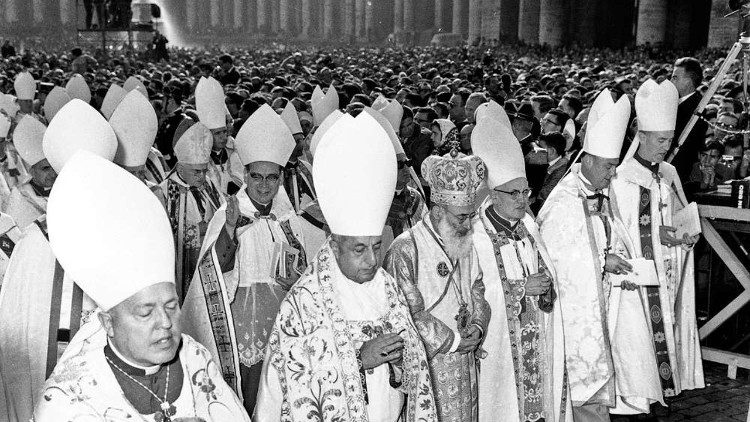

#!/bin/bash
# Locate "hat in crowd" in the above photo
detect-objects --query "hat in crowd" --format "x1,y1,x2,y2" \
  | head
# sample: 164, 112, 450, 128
372, 95, 404, 135
422, 151, 486, 207
311, 84, 339, 126
235, 104, 295, 166
14, 72, 36, 101
280, 101, 303, 135
635, 79, 678, 131
100, 84, 128, 120
195, 76, 227, 130
47, 151, 175, 311
14, 116, 47, 166
123, 76, 148, 98
583, 88, 630, 159
313, 112, 396, 236
44, 87, 72, 122
363, 107, 405, 155
174, 122, 213, 165
475, 100, 511, 129
65, 74, 91, 103
310, 110, 345, 156
0, 94, 19, 117
43, 99, 118, 173
109, 91, 158, 168
472, 116, 526, 188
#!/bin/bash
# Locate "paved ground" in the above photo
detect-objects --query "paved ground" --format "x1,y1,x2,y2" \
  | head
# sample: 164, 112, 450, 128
612, 362, 750, 421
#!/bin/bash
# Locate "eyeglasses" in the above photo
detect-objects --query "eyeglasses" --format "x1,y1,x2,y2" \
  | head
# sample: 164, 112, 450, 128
494, 188, 532, 201
445, 208, 477, 223
541, 117, 560, 127
248, 173, 281, 184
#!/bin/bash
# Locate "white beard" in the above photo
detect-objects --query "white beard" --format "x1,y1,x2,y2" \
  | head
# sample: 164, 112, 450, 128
436, 214, 473, 261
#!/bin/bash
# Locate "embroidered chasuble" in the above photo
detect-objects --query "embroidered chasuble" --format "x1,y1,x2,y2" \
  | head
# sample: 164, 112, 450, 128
254, 243, 438, 422
384, 218, 489, 422
4, 180, 48, 229
610, 157, 704, 398
283, 159, 316, 212
162, 172, 222, 302
474, 201, 571, 422
145, 148, 168, 184
207, 140, 243, 195
33, 316, 250, 422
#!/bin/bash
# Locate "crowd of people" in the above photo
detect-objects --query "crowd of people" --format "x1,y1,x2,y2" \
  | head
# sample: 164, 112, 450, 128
0, 38, 746, 422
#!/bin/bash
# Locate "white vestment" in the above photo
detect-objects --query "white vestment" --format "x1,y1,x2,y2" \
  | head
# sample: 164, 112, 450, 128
4, 182, 47, 229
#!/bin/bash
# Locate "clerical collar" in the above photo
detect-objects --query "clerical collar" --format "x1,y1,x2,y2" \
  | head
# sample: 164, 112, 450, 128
485, 205, 519, 236
249, 195, 273, 216
679, 92, 692, 104
105, 342, 162, 376
210, 148, 228, 165
29, 180, 51, 198
577, 171, 602, 196
548, 156, 561, 169
634, 153, 659, 175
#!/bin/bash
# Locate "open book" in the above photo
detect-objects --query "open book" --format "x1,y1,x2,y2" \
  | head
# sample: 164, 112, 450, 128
673, 202, 701, 239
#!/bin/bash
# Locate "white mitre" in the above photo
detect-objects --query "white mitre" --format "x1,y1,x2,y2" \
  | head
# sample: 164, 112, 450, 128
313, 112, 397, 236
471, 116, 525, 188
123, 76, 148, 98
14, 115, 47, 166
280, 101, 303, 135
195, 76, 226, 130
109, 91, 158, 168
475, 100, 512, 130
372, 95, 404, 135
14, 72, 36, 101
311, 84, 339, 126
47, 151, 175, 311
100, 84, 127, 120
0, 114, 10, 138
44, 87, 72, 122
583, 89, 630, 159
174, 122, 213, 165
0, 94, 19, 118
65, 74, 91, 103
363, 107, 405, 155
235, 104, 295, 166
43, 99, 118, 173
310, 110, 346, 156
635, 79, 678, 131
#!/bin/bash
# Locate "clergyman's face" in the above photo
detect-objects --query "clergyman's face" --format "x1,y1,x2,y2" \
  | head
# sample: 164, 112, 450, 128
582, 154, 619, 190
331, 235, 382, 284
637, 130, 674, 163
177, 162, 208, 187
490, 177, 529, 221
100, 282, 182, 367
244, 161, 282, 205
30, 159, 57, 188
211, 127, 228, 150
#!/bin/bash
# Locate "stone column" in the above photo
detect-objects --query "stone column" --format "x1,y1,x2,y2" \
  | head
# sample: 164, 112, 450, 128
234, 0, 244, 29
538, 0, 565, 46
467, 0, 481, 43
223, 0, 233, 28
301, 0, 311, 36
708, 0, 736, 48
323, 0, 334, 38
31, 0, 42, 24
280, 0, 292, 34
246, 0, 257, 32
355, 0, 365, 39
60, 0, 75, 25
365, 0, 373, 40
186, 0, 197, 30
452, 0, 466, 35
499, 0, 519, 41
403, 0, 414, 33
480, 0, 499, 41
257, 0, 268, 33
518, 0, 539, 43
394, 0, 404, 33
210, 0, 220, 27
344, 0, 354, 39
635, 0, 667, 46
568, 0, 596, 46
435, 0, 445, 31
271, 0, 280, 33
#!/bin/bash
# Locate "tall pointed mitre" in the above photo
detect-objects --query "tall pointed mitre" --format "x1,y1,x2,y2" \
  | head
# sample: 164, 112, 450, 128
44, 87, 72, 122
313, 112, 397, 236
47, 151, 175, 311
235, 104, 295, 166
583, 89, 630, 159
100, 84, 127, 120
174, 122, 213, 165
0, 94, 19, 118
475, 100, 512, 130
65, 74, 91, 103
280, 101, 303, 135
310, 110, 346, 156
363, 107, 405, 155
13, 72, 36, 101
195, 76, 226, 130
311, 84, 339, 126
0, 114, 10, 138
372, 95, 404, 135
109, 91, 158, 167
635, 79, 678, 131
472, 116, 526, 188
123, 76, 148, 98
14, 115, 47, 166
43, 99, 118, 173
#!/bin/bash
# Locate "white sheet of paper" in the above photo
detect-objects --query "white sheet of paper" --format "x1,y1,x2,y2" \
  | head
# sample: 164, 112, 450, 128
611, 258, 659, 287
673, 201, 701, 239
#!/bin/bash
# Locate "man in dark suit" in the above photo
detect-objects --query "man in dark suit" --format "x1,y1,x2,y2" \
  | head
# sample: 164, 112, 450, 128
669, 57, 708, 182
532, 132, 568, 214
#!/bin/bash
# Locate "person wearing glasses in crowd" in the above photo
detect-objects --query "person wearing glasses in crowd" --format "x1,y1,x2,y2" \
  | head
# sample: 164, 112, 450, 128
471, 115, 572, 422
181, 105, 308, 416
537, 89, 632, 422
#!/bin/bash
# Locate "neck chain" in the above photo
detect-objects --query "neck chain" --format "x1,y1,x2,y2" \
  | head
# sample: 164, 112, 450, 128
105, 355, 176, 422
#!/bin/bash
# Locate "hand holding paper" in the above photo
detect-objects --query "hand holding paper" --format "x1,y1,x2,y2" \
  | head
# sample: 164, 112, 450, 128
611, 258, 659, 288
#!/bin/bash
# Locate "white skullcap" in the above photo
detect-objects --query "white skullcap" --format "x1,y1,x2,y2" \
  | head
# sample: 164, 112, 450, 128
174, 122, 213, 165
123, 76, 148, 98
475, 100, 512, 130
280, 101, 303, 135
563, 119, 576, 151
44, 87, 72, 122
0, 114, 10, 138
0, 94, 19, 118
14, 115, 47, 166
311, 84, 339, 126
235, 104, 295, 166
635, 79, 679, 132
100, 84, 127, 120
65, 74, 91, 103
14, 72, 36, 101
583, 89, 630, 160
363, 107, 405, 155
472, 117, 526, 188
310, 110, 347, 156
372, 95, 404, 135
313, 112, 396, 236
47, 151, 175, 311
109, 91, 158, 167
43, 99, 118, 173
195, 76, 226, 130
